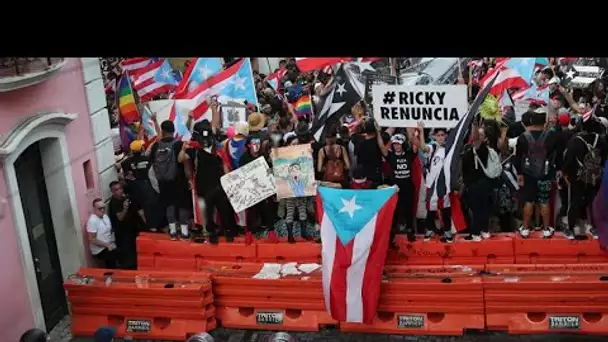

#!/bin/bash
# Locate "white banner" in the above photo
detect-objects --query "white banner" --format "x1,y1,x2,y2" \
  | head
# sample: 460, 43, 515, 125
220, 157, 277, 213
372, 85, 468, 128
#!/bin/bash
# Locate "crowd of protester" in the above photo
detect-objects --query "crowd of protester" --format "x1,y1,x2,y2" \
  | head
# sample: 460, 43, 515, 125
88, 58, 608, 270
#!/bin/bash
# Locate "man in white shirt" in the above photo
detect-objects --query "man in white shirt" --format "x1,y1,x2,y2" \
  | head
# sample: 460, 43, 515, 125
87, 198, 117, 269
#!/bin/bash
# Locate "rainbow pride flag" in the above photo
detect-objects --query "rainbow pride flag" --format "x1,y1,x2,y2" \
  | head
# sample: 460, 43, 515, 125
294, 94, 313, 119
116, 72, 139, 124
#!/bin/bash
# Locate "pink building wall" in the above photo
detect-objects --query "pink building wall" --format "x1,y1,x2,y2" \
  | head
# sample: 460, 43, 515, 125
0, 59, 104, 341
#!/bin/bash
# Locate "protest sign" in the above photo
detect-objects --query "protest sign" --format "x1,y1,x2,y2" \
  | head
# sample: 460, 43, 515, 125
220, 157, 276, 213
372, 85, 468, 128
221, 102, 247, 128
271, 144, 316, 199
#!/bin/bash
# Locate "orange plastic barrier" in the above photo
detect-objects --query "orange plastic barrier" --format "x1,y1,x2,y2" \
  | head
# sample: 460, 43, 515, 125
513, 232, 608, 264
66, 268, 216, 340
212, 263, 335, 331
256, 241, 321, 263
340, 265, 485, 335
389, 234, 514, 266
137, 233, 258, 270
483, 263, 608, 334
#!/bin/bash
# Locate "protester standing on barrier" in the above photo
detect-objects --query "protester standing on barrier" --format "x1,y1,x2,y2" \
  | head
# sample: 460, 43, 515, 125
514, 108, 559, 238
419, 124, 454, 243
87, 198, 117, 269
381, 133, 416, 244
149, 120, 192, 241
563, 117, 608, 239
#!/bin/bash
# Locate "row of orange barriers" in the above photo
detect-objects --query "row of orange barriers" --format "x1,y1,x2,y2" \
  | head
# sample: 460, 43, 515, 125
137, 231, 608, 270
65, 268, 216, 340
137, 261, 608, 335
345, 264, 608, 335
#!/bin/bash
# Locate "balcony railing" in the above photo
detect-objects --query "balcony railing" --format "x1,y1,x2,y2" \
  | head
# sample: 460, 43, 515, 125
0, 58, 67, 92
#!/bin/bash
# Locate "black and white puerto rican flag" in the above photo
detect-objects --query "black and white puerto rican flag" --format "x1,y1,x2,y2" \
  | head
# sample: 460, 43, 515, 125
311, 64, 363, 143
425, 72, 500, 208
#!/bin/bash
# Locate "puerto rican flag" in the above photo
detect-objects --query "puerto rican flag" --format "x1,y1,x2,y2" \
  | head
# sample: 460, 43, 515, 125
177, 58, 257, 121
120, 57, 156, 74
168, 100, 193, 141
480, 58, 535, 96
267, 68, 287, 91
296, 57, 353, 73
512, 84, 550, 105
131, 59, 179, 102
173, 57, 223, 99
317, 186, 398, 324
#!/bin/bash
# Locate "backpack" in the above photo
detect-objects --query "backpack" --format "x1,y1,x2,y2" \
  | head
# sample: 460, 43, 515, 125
522, 131, 550, 178
473, 146, 502, 179
153, 139, 178, 182
324, 145, 345, 182
576, 134, 603, 186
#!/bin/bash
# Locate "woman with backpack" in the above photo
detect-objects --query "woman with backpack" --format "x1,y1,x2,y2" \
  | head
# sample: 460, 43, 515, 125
317, 127, 350, 187
461, 124, 503, 241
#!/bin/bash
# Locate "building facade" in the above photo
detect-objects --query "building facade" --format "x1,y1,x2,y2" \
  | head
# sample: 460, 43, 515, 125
0, 58, 115, 341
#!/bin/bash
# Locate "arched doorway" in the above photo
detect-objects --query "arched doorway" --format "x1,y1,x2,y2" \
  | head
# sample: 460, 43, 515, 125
14, 142, 68, 329
1, 112, 85, 332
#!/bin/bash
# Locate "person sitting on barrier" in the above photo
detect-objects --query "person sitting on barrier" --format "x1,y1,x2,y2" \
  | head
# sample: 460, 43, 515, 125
19, 328, 49, 342
87, 198, 117, 269
514, 108, 559, 239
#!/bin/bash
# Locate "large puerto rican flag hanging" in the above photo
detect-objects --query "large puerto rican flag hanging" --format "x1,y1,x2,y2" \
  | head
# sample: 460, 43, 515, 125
317, 186, 398, 324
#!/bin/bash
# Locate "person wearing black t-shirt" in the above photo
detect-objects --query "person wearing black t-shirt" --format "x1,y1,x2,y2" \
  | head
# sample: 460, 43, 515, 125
461, 126, 493, 242
513, 110, 559, 238
107, 181, 140, 269
149, 121, 191, 241
382, 133, 416, 244
180, 119, 237, 244
353, 118, 385, 187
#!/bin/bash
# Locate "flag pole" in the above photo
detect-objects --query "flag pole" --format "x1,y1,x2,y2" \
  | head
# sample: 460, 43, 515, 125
245, 57, 260, 107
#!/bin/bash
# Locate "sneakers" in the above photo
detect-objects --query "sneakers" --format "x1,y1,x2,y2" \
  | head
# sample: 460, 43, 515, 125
518, 226, 530, 238
563, 229, 575, 240
464, 234, 482, 242
590, 228, 599, 240
584, 223, 594, 235
169, 231, 178, 241
440, 231, 454, 244
406, 230, 416, 242
560, 217, 568, 229
542, 227, 555, 238
423, 230, 435, 242
573, 225, 582, 236
180, 232, 190, 241
481, 231, 491, 240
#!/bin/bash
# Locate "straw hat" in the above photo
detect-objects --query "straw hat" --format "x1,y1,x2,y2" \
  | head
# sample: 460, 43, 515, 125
247, 112, 266, 132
